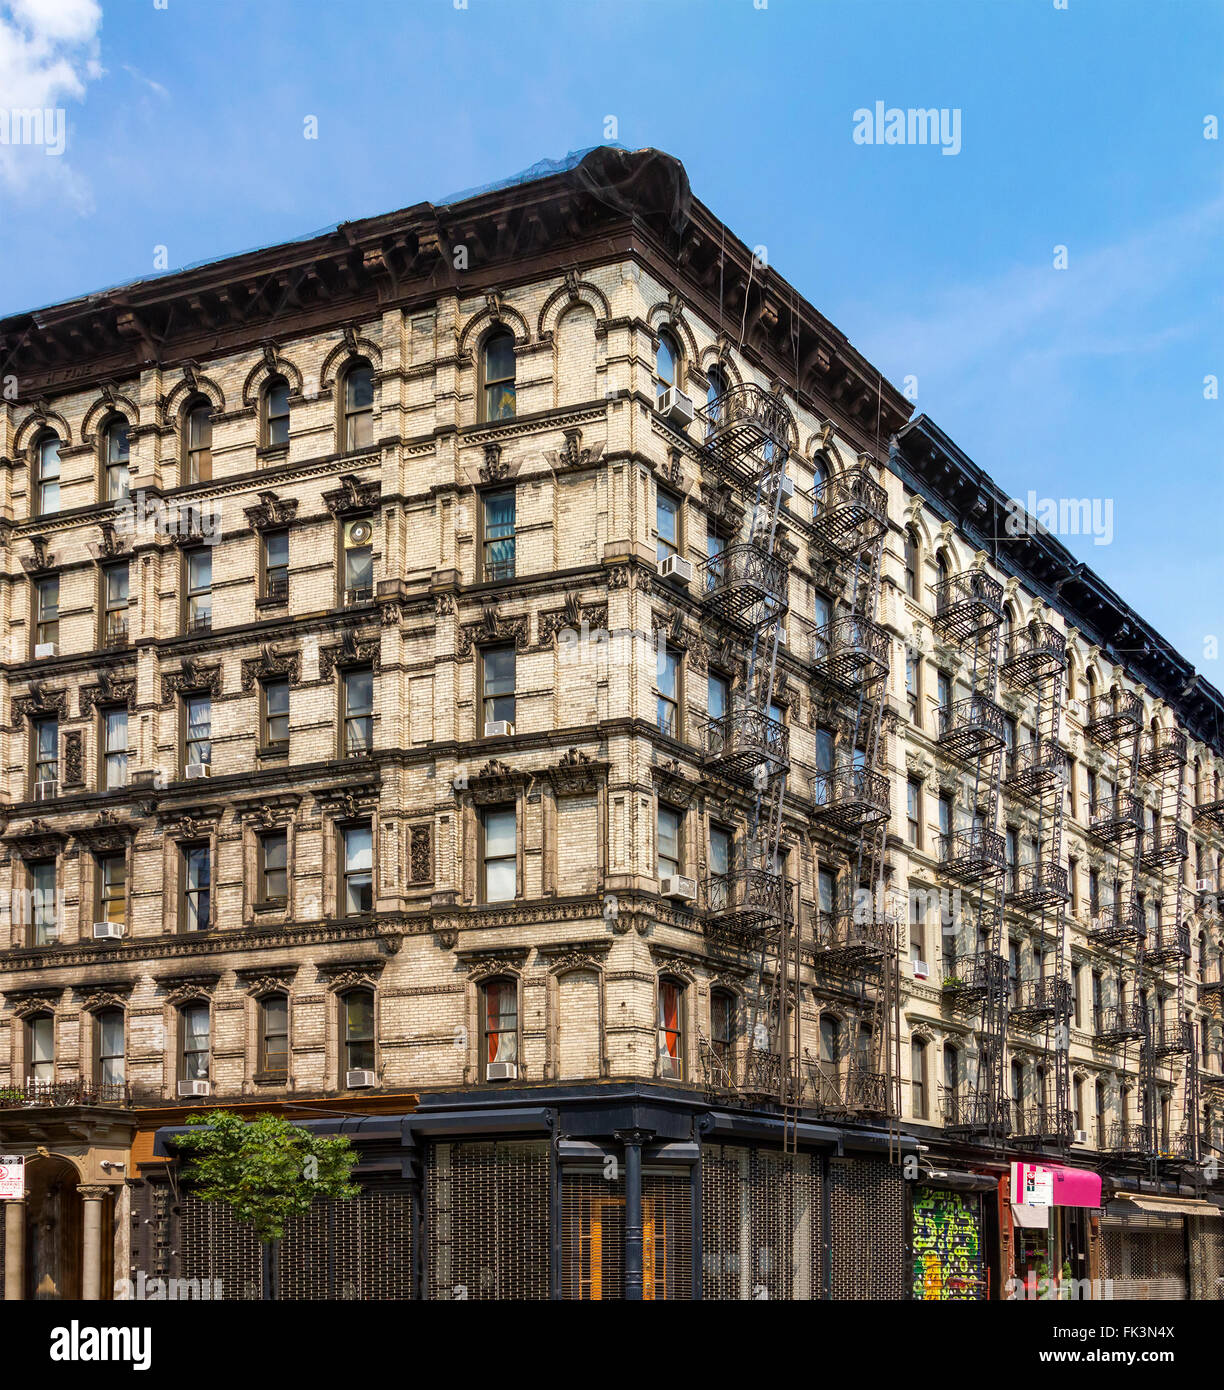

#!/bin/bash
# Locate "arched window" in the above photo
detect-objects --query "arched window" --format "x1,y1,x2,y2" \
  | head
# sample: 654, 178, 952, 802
942, 1042, 960, 1096
179, 1002, 210, 1082
259, 994, 289, 1077
811, 452, 830, 492
102, 417, 130, 502
705, 364, 727, 432
342, 361, 374, 450
656, 330, 679, 394
657, 977, 684, 1080
341, 987, 375, 1078
1001, 604, 1016, 657
95, 1007, 125, 1089
711, 988, 735, 1067
1095, 1080, 1107, 1147
819, 1013, 841, 1092
1192, 759, 1201, 807
34, 432, 61, 516
903, 527, 920, 600
480, 330, 516, 422
935, 549, 951, 586
263, 376, 290, 448
183, 400, 212, 483
28, 1012, 54, 1086
911, 1036, 928, 1118
482, 977, 518, 1078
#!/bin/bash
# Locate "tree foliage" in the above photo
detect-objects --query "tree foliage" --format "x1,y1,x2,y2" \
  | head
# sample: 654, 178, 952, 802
173, 1109, 360, 1244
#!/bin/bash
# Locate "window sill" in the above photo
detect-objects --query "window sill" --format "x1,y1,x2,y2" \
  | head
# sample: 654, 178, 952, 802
252, 899, 287, 914
252, 1071, 289, 1086
255, 596, 289, 611
256, 445, 289, 464
258, 743, 289, 759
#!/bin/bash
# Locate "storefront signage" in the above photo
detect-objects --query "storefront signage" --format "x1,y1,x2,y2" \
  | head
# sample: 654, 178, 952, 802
0, 1154, 25, 1200
1012, 1161, 1053, 1207
1011, 1160, 1102, 1209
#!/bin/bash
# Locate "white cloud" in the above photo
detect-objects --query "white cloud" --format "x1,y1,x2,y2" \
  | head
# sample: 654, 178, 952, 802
122, 63, 167, 99
0, 0, 102, 208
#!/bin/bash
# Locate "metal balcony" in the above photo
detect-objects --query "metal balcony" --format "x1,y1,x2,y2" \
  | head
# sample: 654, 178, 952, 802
941, 826, 1006, 881
1012, 1104, 1074, 1145
942, 1087, 1012, 1137
810, 614, 889, 690
1009, 976, 1073, 1026
1100, 1122, 1149, 1156
1193, 797, 1224, 829
806, 1061, 892, 1117
812, 909, 893, 965
0, 1080, 131, 1109
1086, 901, 1146, 947
699, 542, 789, 621
1141, 825, 1189, 870
1090, 791, 1144, 842
810, 467, 888, 556
1006, 740, 1067, 797
810, 766, 890, 831
942, 951, 1009, 1001
102, 615, 129, 649
698, 384, 794, 483
1001, 620, 1067, 687
704, 866, 785, 941
1009, 861, 1070, 911
264, 574, 289, 604
1085, 689, 1143, 744
704, 708, 789, 782
933, 570, 1005, 641
739, 1048, 800, 1105
1094, 1003, 1146, 1044
938, 693, 1007, 760
1139, 727, 1187, 775
1147, 1020, 1194, 1057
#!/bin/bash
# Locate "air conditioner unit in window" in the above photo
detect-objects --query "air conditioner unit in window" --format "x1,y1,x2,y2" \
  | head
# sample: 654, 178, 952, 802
93, 921, 124, 940
177, 1080, 210, 1098
34, 642, 57, 660
185, 763, 211, 779
657, 554, 693, 585
778, 475, 795, 501
660, 874, 697, 903
1073, 1129, 1089, 1145
776, 626, 788, 647
484, 720, 514, 738
912, 959, 929, 981
33, 780, 58, 802
1197, 879, 1215, 893
486, 1062, 518, 1082
345, 1069, 376, 1089
656, 386, 694, 428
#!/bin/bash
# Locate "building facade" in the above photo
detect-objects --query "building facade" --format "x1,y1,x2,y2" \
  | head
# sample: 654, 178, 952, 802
0, 147, 1220, 1301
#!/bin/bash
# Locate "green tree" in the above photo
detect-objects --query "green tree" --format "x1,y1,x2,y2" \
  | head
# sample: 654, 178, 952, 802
173, 1109, 360, 1298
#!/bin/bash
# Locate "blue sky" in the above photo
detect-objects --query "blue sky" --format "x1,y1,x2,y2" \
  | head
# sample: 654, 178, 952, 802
1, 0, 1220, 672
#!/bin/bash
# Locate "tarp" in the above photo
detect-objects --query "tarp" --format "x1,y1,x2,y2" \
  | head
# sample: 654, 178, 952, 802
1011, 1202, 1050, 1228
1115, 1194, 1222, 1219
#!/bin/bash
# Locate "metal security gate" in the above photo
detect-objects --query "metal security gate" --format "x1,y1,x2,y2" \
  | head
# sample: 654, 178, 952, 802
427, 1140, 549, 1300
829, 1157, 906, 1299
702, 1145, 823, 1299
1189, 1218, 1224, 1299
1100, 1215, 1187, 1299
180, 1193, 261, 1300
560, 1168, 692, 1300
279, 1187, 413, 1299
912, 1188, 986, 1299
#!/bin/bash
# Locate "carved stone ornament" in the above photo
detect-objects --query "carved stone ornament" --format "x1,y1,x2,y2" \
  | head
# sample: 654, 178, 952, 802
463, 948, 528, 983
61, 731, 84, 787
317, 959, 385, 992
545, 427, 605, 472
80, 672, 137, 718
244, 491, 300, 531
323, 473, 380, 517
479, 442, 511, 483
160, 976, 218, 1008
160, 659, 222, 707
8, 992, 62, 1019
548, 748, 604, 794
20, 535, 55, 574
409, 824, 432, 883
241, 644, 301, 692
457, 603, 528, 659
95, 522, 129, 558
319, 631, 380, 682
316, 787, 377, 823
236, 967, 298, 998
79, 986, 134, 1012
11, 684, 68, 731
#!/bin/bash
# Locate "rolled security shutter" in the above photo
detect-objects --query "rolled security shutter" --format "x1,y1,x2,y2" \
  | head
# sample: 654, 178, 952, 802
829, 1156, 906, 1300
912, 1188, 986, 1299
179, 1193, 261, 1300
1100, 1213, 1188, 1300
279, 1187, 414, 1300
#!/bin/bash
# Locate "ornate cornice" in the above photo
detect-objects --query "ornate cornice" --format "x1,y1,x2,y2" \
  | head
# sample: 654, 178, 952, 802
240, 644, 301, 692
79, 671, 137, 718
457, 602, 529, 659
322, 473, 380, 517
243, 490, 299, 531
319, 630, 380, 682
11, 683, 67, 731
160, 658, 222, 707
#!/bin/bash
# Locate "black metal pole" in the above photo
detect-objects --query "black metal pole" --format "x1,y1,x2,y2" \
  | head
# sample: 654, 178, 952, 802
623, 1134, 643, 1300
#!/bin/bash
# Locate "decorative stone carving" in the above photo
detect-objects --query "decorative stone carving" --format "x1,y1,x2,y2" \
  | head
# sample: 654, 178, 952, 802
479, 442, 511, 483
80, 672, 136, 718
160, 976, 218, 1007
319, 631, 380, 682
462, 948, 528, 983
409, 824, 432, 883
457, 604, 528, 659
241, 644, 301, 692
244, 491, 299, 531
545, 427, 605, 472
61, 731, 84, 787
323, 473, 380, 517
316, 787, 377, 823
95, 522, 128, 558
11, 685, 67, 731
160, 659, 222, 707
20, 535, 55, 574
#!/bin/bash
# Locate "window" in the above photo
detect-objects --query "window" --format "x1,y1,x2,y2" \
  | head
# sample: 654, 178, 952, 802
184, 403, 212, 483
907, 777, 922, 846
262, 530, 289, 604
341, 824, 373, 915
1068, 856, 1079, 913
342, 667, 373, 756
343, 363, 374, 449
1074, 1077, 1085, 1132
709, 824, 732, 910
656, 644, 680, 736
184, 694, 211, 772
30, 860, 57, 945
943, 1043, 960, 1095
1089, 869, 1100, 917
819, 1014, 841, 1087
97, 1008, 125, 1087
33, 576, 58, 653
180, 1003, 210, 1080
905, 648, 921, 726
28, 1014, 54, 1084
33, 716, 58, 789
711, 988, 735, 1066
818, 866, 836, 918
101, 707, 128, 789
102, 563, 128, 646
482, 490, 516, 582
1011, 1060, 1025, 1106
482, 979, 518, 1071
260, 995, 289, 1076
705, 367, 727, 432
904, 527, 920, 600
812, 726, 835, 806
481, 807, 516, 903
103, 418, 130, 501
707, 672, 729, 723
1092, 971, 1103, 1030
341, 517, 374, 602
1008, 937, 1021, 1005
911, 1037, 928, 1119
481, 331, 516, 422
936, 671, 952, 730
185, 548, 212, 632
481, 645, 516, 730
813, 590, 833, 632
937, 794, 953, 858
1095, 1081, 1107, 1146
1071, 962, 1082, 1028
183, 844, 211, 932
342, 989, 375, 1073
1087, 769, 1098, 818
262, 678, 289, 751
909, 893, 926, 966
97, 853, 126, 929
656, 488, 680, 561
260, 830, 288, 901
657, 805, 682, 879
655, 331, 679, 394
1005, 826, 1019, 892
34, 433, 61, 515
657, 978, 684, 1079
263, 377, 290, 448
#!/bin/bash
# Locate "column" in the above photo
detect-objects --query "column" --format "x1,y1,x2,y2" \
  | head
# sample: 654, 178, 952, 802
617, 1130, 647, 1301
78, 1186, 110, 1302
3, 1199, 25, 1300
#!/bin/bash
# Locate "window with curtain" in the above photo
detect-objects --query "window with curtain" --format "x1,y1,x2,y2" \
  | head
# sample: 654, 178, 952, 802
97, 1008, 125, 1087
343, 989, 375, 1072
104, 417, 130, 501
483, 979, 518, 1070
180, 1003, 210, 1080
657, 978, 683, 1079
97, 853, 126, 928
482, 807, 516, 903
29, 1013, 54, 1084
33, 716, 58, 787
102, 563, 128, 646
183, 844, 211, 932
185, 694, 211, 770
481, 331, 516, 421
343, 363, 374, 449
711, 988, 734, 1066
482, 490, 516, 581
657, 805, 682, 879
103, 707, 128, 788
342, 824, 373, 914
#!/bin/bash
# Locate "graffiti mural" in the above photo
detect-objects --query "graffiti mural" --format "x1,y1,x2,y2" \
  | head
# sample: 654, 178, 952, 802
912, 1188, 985, 1300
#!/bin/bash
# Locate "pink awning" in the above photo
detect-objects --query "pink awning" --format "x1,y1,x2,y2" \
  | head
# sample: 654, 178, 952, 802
1049, 1165, 1102, 1208
1012, 1160, 1102, 1209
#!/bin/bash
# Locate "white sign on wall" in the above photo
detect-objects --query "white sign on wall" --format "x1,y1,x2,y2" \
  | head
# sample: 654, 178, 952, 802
0, 1155, 25, 1200
1012, 1160, 1054, 1207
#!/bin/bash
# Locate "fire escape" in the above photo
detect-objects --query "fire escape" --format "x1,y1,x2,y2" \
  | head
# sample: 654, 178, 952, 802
936, 567, 1011, 1141
1002, 619, 1074, 1148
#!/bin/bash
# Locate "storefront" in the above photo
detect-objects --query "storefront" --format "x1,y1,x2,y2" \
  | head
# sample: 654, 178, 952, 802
1004, 1161, 1102, 1299
1099, 1192, 1222, 1300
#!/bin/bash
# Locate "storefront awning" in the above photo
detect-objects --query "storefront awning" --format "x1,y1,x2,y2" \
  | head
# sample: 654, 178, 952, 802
1011, 1202, 1050, 1228
1012, 1161, 1101, 1208
1115, 1194, 1222, 1219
